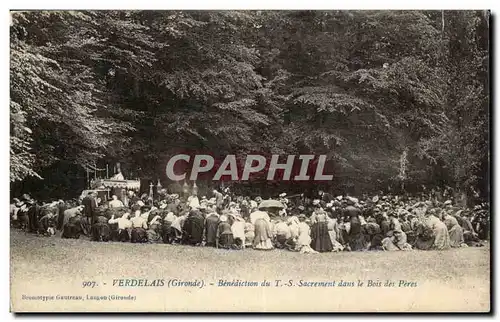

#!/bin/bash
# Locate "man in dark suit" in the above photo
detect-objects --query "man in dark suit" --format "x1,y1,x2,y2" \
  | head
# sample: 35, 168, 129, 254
82, 192, 97, 236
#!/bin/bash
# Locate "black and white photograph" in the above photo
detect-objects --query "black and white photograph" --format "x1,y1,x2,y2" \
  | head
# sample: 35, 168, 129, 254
9, 9, 490, 312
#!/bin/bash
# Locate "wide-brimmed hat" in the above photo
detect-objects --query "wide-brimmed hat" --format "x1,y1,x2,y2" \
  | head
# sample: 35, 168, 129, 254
372, 195, 379, 203
279, 193, 287, 198
220, 215, 228, 222
312, 199, 321, 206
444, 200, 452, 206
336, 195, 343, 201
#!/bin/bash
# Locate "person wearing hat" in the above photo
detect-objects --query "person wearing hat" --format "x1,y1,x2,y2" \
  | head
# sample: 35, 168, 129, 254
216, 215, 234, 249
231, 214, 246, 249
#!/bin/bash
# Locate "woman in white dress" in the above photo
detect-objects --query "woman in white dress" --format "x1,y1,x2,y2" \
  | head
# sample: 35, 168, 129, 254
296, 215, 318, 254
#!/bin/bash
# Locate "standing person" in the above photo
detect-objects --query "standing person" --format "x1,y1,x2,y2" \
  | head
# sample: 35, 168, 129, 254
38, 210, 57, 236
344, 201, 365, 251
310, 207, 333, 252
17, 200, 30, 231
204, 207, 220, 247
250, 209, 274, 250
109, 195, 124, 209
82, 192, 97, 236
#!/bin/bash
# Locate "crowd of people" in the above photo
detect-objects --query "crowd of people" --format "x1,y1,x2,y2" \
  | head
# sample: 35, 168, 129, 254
10, 186, 489, 253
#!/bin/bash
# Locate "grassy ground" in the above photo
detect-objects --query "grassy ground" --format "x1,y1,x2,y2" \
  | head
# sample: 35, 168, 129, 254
10, 229, 490, 312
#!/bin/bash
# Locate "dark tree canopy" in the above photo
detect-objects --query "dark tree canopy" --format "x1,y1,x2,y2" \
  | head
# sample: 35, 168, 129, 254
10, 10, 490, 201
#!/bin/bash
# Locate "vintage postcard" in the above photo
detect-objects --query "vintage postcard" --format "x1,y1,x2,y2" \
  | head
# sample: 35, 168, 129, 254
9, 9, 490, 312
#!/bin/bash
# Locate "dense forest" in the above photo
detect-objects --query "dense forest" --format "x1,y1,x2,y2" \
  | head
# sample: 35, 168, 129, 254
10, 10, 490, 201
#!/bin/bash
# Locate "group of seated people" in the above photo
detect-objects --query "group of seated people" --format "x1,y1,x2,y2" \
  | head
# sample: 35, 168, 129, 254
10, 188, 489, 254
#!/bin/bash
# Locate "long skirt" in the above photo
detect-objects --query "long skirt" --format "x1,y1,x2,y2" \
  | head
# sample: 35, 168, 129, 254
310, 222, 333, 252
131, 228, 148, 243
449, 224, 465, 247
219, 233, 234, 249
253, 219, 273, 250
62, 224, 81, 239
433, 222, 451, 250
91, 223, 111, 242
